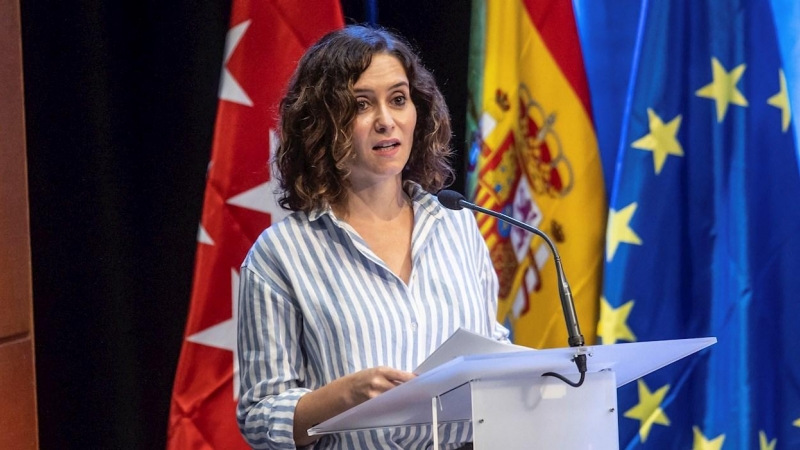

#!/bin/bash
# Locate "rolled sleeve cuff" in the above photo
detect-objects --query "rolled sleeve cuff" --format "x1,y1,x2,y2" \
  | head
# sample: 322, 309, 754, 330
241, 387, 313, 450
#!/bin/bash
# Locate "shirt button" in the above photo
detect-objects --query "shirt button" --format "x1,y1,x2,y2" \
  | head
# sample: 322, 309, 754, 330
411, 322, 418, 331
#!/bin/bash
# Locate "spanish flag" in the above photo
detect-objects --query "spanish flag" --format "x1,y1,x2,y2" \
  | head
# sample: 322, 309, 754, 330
466, 0, 605, 349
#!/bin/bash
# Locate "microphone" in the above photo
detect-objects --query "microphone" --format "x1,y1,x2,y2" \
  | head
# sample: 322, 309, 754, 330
437, 189, 588, 386
438, 189, 584, 347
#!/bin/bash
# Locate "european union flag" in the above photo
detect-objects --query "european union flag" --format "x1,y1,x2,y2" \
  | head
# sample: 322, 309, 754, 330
599, 0, 800, 448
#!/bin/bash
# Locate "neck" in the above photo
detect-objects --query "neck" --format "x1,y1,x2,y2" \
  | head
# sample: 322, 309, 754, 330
334, 177, 410, 222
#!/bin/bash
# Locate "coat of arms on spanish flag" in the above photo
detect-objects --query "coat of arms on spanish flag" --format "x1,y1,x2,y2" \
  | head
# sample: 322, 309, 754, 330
467, 0, 606, 349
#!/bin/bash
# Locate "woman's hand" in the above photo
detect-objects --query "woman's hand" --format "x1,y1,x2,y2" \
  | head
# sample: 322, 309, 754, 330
337, 366, 416, 406
293, 366, 415, 446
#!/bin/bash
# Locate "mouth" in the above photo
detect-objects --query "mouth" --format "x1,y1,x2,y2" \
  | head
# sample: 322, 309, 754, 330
372, 140, 401, 151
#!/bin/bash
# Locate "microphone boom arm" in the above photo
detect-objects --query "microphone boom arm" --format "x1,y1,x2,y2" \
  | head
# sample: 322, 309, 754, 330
456, 198, 585, 348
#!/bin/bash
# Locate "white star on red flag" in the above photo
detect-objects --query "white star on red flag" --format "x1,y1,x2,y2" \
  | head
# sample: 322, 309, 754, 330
197, 224, 214, 246
186, 269, 240, 399
225, 130, 288, 223
219, 20, 253, 106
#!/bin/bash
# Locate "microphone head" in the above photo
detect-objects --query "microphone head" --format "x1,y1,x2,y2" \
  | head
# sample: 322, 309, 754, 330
437, 190, 466, 210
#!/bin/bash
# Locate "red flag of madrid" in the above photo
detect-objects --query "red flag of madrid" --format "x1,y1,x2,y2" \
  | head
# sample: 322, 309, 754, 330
167, 2, 343, 448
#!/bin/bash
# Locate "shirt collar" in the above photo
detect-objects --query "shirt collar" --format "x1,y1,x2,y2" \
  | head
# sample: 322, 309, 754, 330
306, 180, 445, 222
307, 205, 332, 223
404, 180, 444, 219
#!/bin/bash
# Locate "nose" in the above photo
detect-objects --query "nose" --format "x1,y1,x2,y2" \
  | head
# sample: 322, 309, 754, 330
374, 103, 396, 133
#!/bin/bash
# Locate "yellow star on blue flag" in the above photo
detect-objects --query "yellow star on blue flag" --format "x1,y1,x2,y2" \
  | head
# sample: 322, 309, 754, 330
631, 109, 684, 174
623, 380, 671, 443
759, 431, 777, 450
692, 426, 725, 450
767, 69, 791, 132
606, 203, 642, 262
597, 297, 636, 344
695, 57, 748, 122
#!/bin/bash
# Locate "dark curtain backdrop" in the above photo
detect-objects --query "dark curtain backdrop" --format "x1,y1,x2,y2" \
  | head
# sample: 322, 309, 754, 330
22, 1, 470, 448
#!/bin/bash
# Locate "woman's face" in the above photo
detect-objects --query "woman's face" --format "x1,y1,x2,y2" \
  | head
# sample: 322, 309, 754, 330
346, 53, 417, 190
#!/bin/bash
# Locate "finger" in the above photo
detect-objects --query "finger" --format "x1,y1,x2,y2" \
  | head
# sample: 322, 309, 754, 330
355, 377, 396, 399
376, 367, 416, 383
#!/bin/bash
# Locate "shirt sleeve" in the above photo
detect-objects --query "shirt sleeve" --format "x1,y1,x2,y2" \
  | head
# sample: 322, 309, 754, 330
237, 263, 312, 449
485, 260, 511, 344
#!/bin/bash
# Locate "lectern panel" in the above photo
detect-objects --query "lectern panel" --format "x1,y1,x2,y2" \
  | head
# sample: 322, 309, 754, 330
471, 371, 618, 450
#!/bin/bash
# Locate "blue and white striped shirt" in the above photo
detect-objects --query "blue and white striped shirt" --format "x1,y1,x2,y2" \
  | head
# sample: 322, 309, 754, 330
237, 182, 509, 449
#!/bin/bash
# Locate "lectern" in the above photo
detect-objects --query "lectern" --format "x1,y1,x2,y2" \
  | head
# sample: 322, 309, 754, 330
309, 337, 716, 449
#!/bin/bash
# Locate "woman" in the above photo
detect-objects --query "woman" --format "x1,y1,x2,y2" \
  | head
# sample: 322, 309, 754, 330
237, 25, 508, 449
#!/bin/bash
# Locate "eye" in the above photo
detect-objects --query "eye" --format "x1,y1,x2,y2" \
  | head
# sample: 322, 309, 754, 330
392, 95, 407, 106
355, 98, 370, 112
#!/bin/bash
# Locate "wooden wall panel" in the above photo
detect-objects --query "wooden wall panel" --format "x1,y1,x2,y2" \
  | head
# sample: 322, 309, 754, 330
0, 340, 37, 449
0, 0, 29, 338
0, 0, 30, 340
0, 0, 38, 447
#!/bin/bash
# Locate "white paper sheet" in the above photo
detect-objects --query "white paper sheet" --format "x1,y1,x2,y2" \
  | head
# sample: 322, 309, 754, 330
413, 328, 532, 374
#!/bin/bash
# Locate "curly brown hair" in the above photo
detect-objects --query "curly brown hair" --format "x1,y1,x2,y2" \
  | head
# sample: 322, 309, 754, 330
275, 25, 453, 212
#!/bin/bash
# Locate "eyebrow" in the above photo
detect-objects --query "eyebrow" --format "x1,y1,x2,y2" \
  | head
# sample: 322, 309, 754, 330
353, 81, 410, 94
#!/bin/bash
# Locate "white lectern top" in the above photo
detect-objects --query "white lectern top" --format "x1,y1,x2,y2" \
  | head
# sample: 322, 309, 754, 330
309, 336, 716, 435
